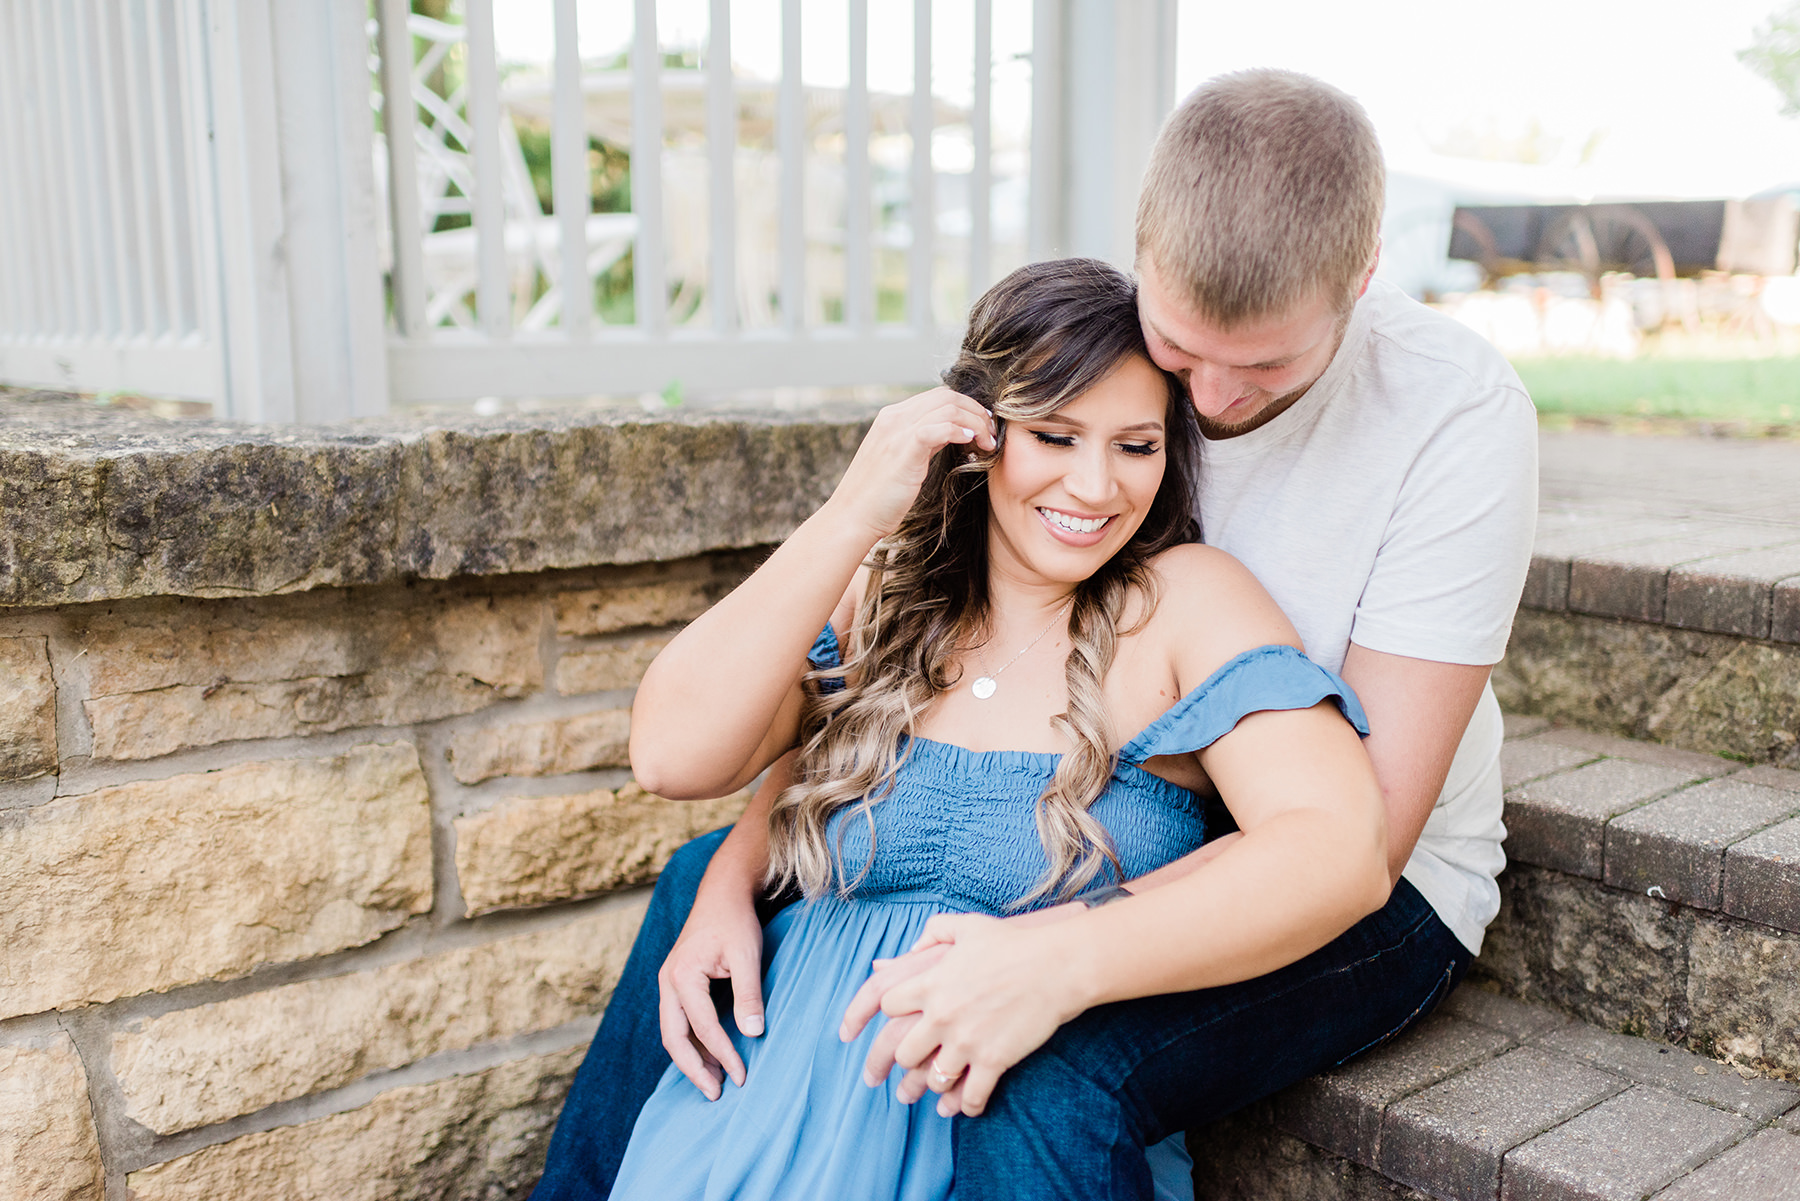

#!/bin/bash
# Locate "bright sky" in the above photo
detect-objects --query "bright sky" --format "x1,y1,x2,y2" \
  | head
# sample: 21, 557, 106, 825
494, 0, 1800, 199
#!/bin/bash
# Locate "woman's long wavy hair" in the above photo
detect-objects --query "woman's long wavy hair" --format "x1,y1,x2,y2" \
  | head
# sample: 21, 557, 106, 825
766, 258, 1202, 906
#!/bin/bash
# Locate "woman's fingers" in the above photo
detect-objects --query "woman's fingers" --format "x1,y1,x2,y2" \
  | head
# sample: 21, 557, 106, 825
861, 1010, 921, 1087
907, 912, 973, 953
956, 1063, 1004, 1117
840, 944, 945, 1042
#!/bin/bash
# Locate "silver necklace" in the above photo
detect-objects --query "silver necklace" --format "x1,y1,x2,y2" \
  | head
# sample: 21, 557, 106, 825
971, 600, 1071, 700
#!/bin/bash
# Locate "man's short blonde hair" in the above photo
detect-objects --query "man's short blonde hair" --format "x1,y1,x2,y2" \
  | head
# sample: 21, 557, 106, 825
1136, 69, 1384, 327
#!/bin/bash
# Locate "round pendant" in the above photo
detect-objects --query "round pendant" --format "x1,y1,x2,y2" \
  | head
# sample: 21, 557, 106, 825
971, 676, 998, 700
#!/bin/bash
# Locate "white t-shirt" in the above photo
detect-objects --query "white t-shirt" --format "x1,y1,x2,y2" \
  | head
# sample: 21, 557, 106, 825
1197, 279, 1538, 955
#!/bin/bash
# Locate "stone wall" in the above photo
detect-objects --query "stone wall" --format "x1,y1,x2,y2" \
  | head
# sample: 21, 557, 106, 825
0, 398, 871, 1199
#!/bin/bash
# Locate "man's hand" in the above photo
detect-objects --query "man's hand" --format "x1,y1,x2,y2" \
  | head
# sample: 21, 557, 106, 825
657, 882, 767, 1100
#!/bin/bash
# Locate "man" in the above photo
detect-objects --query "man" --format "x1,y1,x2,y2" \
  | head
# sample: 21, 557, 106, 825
532, 68, 1535, 1200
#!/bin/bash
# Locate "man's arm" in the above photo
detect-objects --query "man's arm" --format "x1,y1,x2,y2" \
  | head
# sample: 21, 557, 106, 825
1337, 645, 1492, 884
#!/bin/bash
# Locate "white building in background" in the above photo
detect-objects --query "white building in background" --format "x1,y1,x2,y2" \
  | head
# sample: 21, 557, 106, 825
0, 0, 1180, 423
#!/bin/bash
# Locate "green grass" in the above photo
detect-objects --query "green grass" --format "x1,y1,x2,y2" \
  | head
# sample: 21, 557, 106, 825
1512, 357, 1800, 423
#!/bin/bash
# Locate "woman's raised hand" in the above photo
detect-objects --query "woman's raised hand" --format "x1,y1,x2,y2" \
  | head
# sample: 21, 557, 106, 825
827, 387, 997, 542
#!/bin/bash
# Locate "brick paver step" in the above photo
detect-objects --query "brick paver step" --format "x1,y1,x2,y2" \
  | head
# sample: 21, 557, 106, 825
1191, 987, 1800, 1201
1478, 716, 1800, 1077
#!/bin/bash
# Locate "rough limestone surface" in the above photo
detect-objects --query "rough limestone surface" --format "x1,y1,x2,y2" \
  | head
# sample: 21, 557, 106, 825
0, 1036, 104, 1201
0, 743, 432, 1019
112, 902, 647, 1134
554, 633, 673, 695
553, 580, 719, 637
78, 591, 542, 761
1188, 1108, 1438, 1201
1475, 865, 1688, 1042
447, 708, 632, 785
0, 397, 868, 607
1494, 610, 1800, 767
456, 782, 751, 915
1684, 916, 1800, 1075
0, 635, 56, 780
126, 1046, 584, 1201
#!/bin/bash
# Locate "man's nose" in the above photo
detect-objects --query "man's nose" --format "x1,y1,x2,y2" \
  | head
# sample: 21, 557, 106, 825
1185, 364, 1247, 418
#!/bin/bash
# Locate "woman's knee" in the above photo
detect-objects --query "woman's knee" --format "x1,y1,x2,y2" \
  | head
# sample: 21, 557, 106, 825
653, 826, 731, 905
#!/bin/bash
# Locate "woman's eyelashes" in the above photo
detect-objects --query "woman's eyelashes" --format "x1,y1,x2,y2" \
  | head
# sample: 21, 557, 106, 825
1028, 430, 1162, 457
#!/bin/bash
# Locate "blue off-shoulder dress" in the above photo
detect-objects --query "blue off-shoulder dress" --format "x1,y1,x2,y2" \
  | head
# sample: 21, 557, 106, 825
609, 635, 1368, 1201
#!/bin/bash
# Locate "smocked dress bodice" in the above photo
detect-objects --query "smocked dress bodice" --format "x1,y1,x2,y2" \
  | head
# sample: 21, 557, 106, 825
610, 635, 1367, 1201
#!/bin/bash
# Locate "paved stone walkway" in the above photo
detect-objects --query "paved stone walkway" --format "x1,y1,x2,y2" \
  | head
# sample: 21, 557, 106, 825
1531, 431, 1800, 643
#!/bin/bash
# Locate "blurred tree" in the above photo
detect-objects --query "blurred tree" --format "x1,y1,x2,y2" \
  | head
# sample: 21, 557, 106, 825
1742, 2, 1800, 115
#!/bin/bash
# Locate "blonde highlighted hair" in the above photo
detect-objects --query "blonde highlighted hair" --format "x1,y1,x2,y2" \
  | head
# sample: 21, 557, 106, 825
765, 259, 1201, 907
1136, 69, 1384, 325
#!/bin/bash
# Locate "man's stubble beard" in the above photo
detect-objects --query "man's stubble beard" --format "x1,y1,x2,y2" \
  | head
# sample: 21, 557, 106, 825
1190, 309, 1353, 441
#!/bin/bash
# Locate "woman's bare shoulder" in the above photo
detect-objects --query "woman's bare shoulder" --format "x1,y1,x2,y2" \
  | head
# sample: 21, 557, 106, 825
1142, 545, 1302, 688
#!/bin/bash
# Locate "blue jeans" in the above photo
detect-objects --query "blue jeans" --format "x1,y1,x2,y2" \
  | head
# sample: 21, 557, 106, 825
529, 827, 1470, 1201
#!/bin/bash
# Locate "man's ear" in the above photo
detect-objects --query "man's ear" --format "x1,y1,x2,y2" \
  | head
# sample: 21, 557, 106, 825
1357, 242, 1382, 298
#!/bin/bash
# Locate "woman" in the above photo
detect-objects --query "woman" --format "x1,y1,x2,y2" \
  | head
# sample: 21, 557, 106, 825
613, 258, 1390, 1199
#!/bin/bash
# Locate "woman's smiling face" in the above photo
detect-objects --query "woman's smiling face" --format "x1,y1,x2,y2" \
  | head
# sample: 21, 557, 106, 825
985, 352, 1172, 586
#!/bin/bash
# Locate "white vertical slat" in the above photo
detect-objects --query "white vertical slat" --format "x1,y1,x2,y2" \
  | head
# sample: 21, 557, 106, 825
0, 0, 28, 336
464, 0, 510, 339
377, 0, 427, 337
845, 0, 870, 330
143, 0, 191, 335
706, 0, 736, 332
908, 0, 932, 330
91, 0, 137, 335
52, 0, 99, 336
26, 0, 71, 336
777, 0, 802, 331
1027, 0, 1064, 261
631, 0, 666, 335
118, 0, 164, 335
162, 0, 203, 338
173, 0, 225, 395
551, 0, 591, 337
969, 0, 992, 300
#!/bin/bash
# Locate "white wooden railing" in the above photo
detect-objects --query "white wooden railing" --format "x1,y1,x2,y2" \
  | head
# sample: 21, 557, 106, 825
0, 0, 1174, 422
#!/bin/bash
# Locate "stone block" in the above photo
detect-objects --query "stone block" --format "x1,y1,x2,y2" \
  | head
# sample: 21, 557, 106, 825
455, 782, 749, 915
1500, 1085, 1750, 1201
1521, 555, 1570, 612
1439, 985, 1571, 1041
1723, 815, 1800, 933
1775, 578, 1800, 644
447, 708, 631, 785
1378, 1047, 1626, 1201
1666, 544, 1800, 640
113, 903, 645, 1133
1569, 560, 1669, 623
127, 1045, 583, 1201
1505, 759, 1704, 878
1605, 779, 1800, 909
1534, 1023, 1799, 1119
1189, 1108, 1439, 1201
1650, 1128, 1800, 1200
1740, 765, 1800, 793
1686, 918, 1800, 1076
80, 592, 543, 760
1782, 1106, 1800, 1134
0, 743, 432, 1019
1536, 729, 1742, 778
1500, 736, 1597, 791
0, 1036, 103, 1201
1492, 611, 1800, 770
554, 633, 673, 695
0, 636, 55, 782
1503, 714, 1553, 741
1274, 1013, 1513, 1167
1476, 866, 1687, 1040
553, 580, 717, 637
